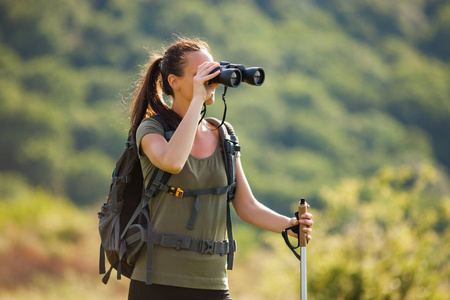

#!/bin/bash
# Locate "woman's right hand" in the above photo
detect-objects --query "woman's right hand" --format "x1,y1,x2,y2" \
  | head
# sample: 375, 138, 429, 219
192, 61, 221, 103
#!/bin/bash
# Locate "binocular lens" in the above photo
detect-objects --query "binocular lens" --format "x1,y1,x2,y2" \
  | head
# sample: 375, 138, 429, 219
209, 68, 241, 88
230, 72, 239, 86
242, 68, 265, 86
254, 70, 263, 85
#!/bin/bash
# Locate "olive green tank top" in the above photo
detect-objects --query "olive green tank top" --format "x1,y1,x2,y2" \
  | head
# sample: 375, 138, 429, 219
131, 117, 229, 290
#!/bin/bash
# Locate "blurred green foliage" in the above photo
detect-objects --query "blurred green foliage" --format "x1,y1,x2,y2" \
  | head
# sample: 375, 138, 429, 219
1, 0, 449, 210
1, 163, 448, 299
229, 162, 450, 299
0, 1, 449, 297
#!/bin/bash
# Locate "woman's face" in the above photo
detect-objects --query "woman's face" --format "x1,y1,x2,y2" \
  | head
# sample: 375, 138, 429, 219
176, 48, 220, 105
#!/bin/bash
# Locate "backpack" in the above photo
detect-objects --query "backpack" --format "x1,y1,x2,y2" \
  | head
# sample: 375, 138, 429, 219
98, 115, 240, 285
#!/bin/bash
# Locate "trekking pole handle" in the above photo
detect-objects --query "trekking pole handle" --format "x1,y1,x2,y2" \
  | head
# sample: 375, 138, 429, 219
298, 198, 308, 247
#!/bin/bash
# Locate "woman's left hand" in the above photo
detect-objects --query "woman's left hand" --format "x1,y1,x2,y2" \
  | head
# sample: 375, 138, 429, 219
288, 208, 314, 241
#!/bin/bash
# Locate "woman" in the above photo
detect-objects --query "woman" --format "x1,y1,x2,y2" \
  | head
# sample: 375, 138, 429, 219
128, 37, 314, 300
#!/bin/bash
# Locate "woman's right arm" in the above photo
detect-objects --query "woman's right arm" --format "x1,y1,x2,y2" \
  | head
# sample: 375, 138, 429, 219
140, 101, 202, 174
140, 61, 220, 174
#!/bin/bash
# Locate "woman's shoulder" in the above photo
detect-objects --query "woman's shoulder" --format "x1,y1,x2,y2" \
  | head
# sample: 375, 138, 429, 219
136, 116, 165, 139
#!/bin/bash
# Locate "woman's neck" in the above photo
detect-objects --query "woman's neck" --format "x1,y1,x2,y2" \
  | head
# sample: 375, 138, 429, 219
171, 96, 190, 118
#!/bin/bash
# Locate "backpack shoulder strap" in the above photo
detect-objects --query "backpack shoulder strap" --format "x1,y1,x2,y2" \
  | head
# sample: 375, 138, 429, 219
150, 114, 175, 141
205, 117, 240, 200
205, 117, 240, 270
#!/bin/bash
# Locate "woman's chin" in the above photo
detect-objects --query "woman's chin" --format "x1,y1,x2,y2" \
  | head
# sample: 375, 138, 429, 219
205, 96, 215, 106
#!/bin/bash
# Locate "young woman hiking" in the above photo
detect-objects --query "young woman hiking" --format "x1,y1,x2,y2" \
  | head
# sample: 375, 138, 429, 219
128, 37, 314, 300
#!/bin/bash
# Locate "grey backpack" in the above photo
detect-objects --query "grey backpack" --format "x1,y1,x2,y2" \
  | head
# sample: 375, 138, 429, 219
98, 116, 240, 284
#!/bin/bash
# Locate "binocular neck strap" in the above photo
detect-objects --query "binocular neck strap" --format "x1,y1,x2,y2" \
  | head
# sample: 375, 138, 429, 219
198, 86, 229, 131
217, 86, 228, 129
198, 102, 207, 125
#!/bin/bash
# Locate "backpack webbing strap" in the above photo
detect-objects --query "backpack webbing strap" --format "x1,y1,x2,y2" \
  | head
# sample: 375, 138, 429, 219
111, 175, 132, 184
125, 231, 236, 256
101, 240, 127, 283
117, 239, 127, 279
144, 167, 172, 199
188, 197, 199, 230
102, 265, 114, 284
99, 244, 106, 274
140, 203, 153, 284
205, 117, 240, 270
226, 203, 235, 269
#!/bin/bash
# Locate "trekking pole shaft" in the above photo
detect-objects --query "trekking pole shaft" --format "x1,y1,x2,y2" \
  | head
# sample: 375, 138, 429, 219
298, 199, 308, 300
301, 247, 307, 300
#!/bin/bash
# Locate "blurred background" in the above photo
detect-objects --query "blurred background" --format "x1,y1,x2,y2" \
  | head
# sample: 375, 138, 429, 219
0, 0, 449, 299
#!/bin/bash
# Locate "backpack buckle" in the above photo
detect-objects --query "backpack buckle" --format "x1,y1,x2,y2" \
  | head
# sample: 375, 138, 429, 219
169, 187, 184, 197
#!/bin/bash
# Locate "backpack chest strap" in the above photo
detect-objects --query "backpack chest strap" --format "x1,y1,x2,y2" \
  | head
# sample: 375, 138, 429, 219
160, 183, 234, 198
158, 183, 235, 230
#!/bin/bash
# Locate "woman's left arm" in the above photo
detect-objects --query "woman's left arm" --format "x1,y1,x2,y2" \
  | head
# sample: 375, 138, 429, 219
232, 157, 314, 240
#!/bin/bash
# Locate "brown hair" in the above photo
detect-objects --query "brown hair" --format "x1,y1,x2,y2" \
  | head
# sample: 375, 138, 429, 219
130, 37, 211, 142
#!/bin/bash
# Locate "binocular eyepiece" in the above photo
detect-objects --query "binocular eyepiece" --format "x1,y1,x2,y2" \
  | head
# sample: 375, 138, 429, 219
209, 61, 265, 88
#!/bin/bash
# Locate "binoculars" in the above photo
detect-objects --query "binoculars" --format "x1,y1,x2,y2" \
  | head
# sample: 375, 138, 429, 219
209, 61, 265, 88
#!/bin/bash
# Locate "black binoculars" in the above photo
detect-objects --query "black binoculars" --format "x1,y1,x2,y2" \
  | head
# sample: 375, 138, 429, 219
209, 61, 265, 88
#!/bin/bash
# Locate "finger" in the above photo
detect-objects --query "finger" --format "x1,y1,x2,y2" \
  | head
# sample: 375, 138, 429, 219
300, 219, 314, 227
206, 82, 221, 90
301, 212, 313, 220
202, 69, 221, 83
197, 61, 217, 69
302, 227, 312, 234
197, 61, 220, 76
195, 67, 220, 85
306, 234, 312, 241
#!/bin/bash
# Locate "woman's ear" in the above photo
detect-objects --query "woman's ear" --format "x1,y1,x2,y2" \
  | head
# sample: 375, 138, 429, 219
168, 74, 179, 91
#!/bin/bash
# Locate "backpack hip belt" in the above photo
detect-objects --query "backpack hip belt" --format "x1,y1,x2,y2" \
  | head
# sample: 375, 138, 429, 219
125, 228, 237, 256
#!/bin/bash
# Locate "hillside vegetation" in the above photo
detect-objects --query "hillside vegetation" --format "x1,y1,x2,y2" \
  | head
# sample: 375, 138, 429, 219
1, 163, 448, 299
1, 0, 449, 299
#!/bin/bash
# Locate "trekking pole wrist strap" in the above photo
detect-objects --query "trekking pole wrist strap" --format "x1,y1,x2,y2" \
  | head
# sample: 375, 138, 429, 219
281, 211, 303, 261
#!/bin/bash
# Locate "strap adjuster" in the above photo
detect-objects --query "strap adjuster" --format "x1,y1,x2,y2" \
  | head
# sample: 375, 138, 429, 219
200, 240, 215, 254
169, 187, 184, 197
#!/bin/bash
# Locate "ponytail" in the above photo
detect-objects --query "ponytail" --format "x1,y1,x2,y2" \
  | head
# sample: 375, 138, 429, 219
130, 37, 211, 144
130, 56, 181, 145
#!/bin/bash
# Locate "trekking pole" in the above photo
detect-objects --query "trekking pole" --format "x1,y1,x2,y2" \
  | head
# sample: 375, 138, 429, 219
281, 198, 310, 299
298, 198, 308, 300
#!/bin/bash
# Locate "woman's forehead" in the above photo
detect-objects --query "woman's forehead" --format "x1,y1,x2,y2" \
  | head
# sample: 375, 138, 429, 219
185, 49, 214, 71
